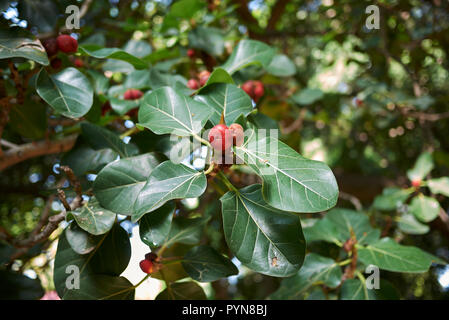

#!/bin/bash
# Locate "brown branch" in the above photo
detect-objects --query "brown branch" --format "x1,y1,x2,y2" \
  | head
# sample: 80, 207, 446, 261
266, 0, 289, 31
0, 134, 78, 171
59, 165, 82, 198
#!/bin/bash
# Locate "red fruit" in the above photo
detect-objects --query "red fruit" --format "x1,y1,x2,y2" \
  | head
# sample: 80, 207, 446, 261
242, 80, 264, 101
253, 81, 264, 101
198, 70, 211, 87
74, 58, 84, 68
56, 34, 78, 53
229, 123, 244, 147
42, 38, 58, 57
187, 79, 200, 90
139, 259, 153, 274
208, 124, 233, 151
411, 179, 421, 188
50, 58, 62, 69
101, 101, 112, 116
187, 49, 195, 58
241, 81, 253, 96
124, 89, 143, 100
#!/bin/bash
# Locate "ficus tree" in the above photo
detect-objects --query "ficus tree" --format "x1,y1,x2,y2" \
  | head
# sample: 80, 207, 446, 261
0, 0, 448, 300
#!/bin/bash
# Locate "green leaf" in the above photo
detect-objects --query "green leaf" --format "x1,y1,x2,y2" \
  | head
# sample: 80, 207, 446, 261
148, 69, 187, 90
8, 101, 47, 139
188, 26, 225, 56
195, 83, 253, 125
200, 68, 234, 89
70, 197, 116, 235
270, 253, 342, 299
407, 152, 434, 181
303, 218, 341, 244
408, 194, 440, 223
124, 69, 151, 90
0, 270, 44, 300
291, 88, 324, 105
86, 70, 110, 95
54, 225, 131, 299
0, 34, 49, 65
65, 223, 102, 255
61, 143, 118, 176
170, 0, 204, 18
182, 245, 238, 282
80, 122, 138, 158
36, 68, 93, 119
133, 161, 207, 221
63, 274, 134, 300
266, 54, 297, 77
397, 214, 430, 235
89, 224, 131, 276
428, 177, 449, 197
340, 278, 375, 300
221, 40, 276, 74
93, 153, 164, 215
373, 187, 413, 211
162, 216, 209, 249
358, 238, 439, 273
139, 202, 175, 248
138, 86, 213, 137
79, 45, 148, 69
235, 133, 339, 213
156, 281, 206, 300
109, 97, 140, 115
325, 209, 380, 245
248, 112, 279, 130
220, 184, 305, 277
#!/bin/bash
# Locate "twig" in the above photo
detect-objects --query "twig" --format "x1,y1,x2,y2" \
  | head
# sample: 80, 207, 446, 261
59, 165, 82, 198
0, 134, 77, 171
338, 191, 363, 211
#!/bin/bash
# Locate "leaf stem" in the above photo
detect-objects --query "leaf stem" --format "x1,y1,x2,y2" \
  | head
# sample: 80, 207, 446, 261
217, 170, 238, 193
338, 258, 352, 266
120, 126, 139, 139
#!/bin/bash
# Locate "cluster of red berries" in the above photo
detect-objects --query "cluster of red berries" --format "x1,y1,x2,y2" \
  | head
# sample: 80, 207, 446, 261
139, 252, 159, 274
208, 123, 244, 152
43, 35, 82, 70
241, 80, 264, 102
123, 89, 143, 100
187, 70, 211, 90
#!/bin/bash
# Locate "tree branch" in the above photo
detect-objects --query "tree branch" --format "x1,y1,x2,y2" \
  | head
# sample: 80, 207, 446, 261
0, 134, 78, 171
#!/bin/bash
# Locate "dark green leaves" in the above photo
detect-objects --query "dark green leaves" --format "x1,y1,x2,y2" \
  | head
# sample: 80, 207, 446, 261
195, 83, 253, 125
358, 238, 440, 273
133, 161, 207, 221
36, 68, 93, 118
80, 122, 138, 158
220, 184, 305, 277
0, 270, 44, 300
93, 153, 164, 215
0, 34, 49, 65
182, 246, 238, 282
236, 133, 339, 213
70, 197, 116, 235
188, 26, 225, 56
138, 87, 213, 136
221, 40, 275, 74
270, 253, 342, 299
156, 281, 206, 300
139, 202, 175, 248
79, 45, 148, 69
340, 279, 375, 300
54, 225, 132, 299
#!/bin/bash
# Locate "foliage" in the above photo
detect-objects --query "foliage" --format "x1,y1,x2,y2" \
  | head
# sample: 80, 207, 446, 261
1, 0, 449, 301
